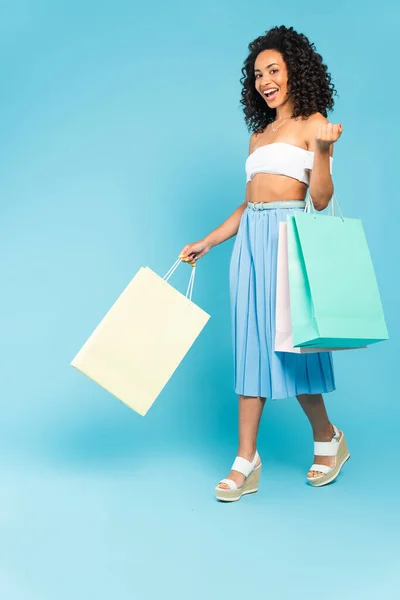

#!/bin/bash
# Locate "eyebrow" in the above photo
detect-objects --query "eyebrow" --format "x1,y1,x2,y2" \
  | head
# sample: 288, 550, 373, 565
254, 62, 278, 73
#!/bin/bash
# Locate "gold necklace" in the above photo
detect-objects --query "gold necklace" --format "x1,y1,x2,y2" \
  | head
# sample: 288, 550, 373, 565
271, 116, 292, 132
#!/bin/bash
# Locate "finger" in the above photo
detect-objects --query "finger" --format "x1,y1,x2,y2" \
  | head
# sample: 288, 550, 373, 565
182, 254, 197, 263
190, 255, 200, 266
178, 246, 191, 259
325, 123, 333, 140
332, 124, 343, 141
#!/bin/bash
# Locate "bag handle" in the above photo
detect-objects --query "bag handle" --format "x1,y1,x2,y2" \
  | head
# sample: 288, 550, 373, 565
304, 190, 344, 222
163, 259, 196, 302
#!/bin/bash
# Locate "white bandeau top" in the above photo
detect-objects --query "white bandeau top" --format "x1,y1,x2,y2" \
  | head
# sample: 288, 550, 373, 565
245, 142, 333, 186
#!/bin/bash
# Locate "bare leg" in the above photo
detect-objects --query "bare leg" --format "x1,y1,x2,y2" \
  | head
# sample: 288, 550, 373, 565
296, 393, 337, 477
217, 394, 265, 489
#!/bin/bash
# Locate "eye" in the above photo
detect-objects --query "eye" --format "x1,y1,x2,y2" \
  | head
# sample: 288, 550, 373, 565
255, 69, 278, 79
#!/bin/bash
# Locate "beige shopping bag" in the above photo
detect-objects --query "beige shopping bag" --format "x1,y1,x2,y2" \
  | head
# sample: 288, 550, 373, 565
274, 222, 364, 354
71, 259, 210, 416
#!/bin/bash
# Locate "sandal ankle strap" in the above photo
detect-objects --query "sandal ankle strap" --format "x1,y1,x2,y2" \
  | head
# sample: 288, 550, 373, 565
231, 450, 259, 477
314, 425, 341, 457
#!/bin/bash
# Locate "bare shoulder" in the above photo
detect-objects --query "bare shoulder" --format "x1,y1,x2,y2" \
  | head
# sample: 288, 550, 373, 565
248, 132, 257, 154
248, 128, 265, 154
304, 112, 334, 157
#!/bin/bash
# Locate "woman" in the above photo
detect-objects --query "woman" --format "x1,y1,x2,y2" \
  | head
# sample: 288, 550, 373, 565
178, 25, 349, 501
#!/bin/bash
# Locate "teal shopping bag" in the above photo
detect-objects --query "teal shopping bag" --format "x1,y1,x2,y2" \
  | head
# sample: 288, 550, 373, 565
287, 194, 389, 348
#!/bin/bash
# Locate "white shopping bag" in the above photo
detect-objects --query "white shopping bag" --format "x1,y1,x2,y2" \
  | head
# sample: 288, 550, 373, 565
71, 259, 210, 415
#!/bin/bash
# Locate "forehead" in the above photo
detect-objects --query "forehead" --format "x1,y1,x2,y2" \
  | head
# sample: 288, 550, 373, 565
254, 49, 283, 70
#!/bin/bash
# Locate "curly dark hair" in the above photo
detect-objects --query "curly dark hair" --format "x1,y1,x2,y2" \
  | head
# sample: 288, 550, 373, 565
240, 25, 338, 134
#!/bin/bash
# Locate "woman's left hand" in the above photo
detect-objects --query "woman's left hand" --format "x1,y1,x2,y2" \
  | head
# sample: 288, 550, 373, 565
315, 122, 343, 152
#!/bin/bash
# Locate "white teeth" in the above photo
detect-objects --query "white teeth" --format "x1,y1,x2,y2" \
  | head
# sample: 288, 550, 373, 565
264, 88, 278, 96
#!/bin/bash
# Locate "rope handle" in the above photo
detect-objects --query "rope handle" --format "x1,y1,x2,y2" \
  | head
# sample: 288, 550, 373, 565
163, 258, 196, 302
304, 190, 344, 221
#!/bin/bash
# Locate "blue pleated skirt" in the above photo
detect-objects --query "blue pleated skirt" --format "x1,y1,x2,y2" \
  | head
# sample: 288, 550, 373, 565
229, 201, 336, 399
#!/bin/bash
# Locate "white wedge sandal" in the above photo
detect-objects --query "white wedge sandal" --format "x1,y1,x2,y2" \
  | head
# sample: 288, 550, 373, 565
215, 451, 262, 502
307, 424, 350, 487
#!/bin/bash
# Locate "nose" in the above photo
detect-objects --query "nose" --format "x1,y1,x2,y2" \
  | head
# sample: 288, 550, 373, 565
260, 76, 273, 87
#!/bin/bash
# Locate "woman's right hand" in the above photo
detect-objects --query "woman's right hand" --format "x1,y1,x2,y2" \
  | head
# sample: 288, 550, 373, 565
179, 239, 212, 266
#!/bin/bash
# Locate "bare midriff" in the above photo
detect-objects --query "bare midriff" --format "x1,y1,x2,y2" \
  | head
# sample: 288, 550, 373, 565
248, 172, 307, 204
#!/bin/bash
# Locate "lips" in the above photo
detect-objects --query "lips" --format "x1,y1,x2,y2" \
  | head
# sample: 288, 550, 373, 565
263, 88, 279, 101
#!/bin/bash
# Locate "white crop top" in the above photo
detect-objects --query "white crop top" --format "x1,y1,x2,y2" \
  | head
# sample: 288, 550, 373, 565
245, 142, 333, 186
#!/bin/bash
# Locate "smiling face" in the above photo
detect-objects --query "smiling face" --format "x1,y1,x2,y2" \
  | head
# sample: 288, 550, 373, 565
254, 49, 290, 108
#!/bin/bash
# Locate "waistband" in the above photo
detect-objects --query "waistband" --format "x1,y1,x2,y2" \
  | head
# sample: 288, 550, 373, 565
248, 200, 306, 210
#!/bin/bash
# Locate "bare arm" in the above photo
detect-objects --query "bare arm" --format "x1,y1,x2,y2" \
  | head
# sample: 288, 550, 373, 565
204, 195, 248, 248
306, 115, 343, 211
309, 146, 334, 211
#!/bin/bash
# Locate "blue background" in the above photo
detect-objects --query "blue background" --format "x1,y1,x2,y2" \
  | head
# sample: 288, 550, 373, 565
0, 1, 398, 598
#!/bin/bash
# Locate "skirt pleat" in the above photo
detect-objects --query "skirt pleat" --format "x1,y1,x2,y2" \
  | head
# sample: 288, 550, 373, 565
229, 205, 336, 399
